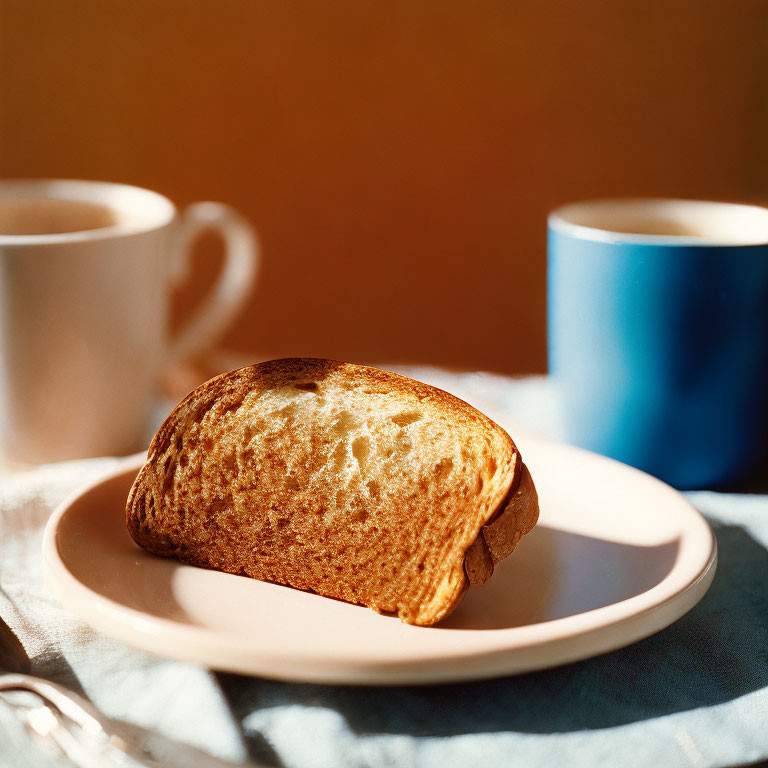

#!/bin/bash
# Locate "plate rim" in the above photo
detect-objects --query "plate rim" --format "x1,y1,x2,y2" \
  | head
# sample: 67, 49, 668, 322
42, 443, 718, 684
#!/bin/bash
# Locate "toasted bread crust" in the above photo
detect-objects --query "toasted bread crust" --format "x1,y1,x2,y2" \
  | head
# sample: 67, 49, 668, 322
464, 463, 539, 584
127, 359, 538, 624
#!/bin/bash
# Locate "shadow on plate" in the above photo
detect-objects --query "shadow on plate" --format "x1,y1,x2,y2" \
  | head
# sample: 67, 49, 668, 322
441, 525, 679, 630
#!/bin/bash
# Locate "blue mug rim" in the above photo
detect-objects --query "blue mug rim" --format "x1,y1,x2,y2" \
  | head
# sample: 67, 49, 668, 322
549, 197, 768, 248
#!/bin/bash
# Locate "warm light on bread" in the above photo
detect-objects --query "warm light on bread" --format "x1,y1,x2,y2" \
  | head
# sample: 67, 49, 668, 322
126, 359, 538, 625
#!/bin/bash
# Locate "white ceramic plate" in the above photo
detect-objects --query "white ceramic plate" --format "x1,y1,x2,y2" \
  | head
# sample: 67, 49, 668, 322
43, 437, 716, 685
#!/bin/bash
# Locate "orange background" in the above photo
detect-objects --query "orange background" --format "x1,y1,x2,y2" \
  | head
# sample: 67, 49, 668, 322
2, 0, 766, 374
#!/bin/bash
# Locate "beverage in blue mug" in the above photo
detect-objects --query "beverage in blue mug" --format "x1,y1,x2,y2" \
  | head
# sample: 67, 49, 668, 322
548, 199, 768, 489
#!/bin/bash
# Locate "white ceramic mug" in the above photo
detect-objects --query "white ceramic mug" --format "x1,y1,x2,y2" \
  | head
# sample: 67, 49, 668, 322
0, 179, 259, 463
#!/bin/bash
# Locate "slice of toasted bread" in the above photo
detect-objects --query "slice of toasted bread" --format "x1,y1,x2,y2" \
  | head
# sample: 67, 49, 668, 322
126, 359, 538, 625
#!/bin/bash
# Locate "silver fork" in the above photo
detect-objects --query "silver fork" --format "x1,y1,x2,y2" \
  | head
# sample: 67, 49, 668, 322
0, 613, 248, 768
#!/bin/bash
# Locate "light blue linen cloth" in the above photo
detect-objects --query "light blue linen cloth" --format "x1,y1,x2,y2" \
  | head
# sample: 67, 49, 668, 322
1, 371, 766, 768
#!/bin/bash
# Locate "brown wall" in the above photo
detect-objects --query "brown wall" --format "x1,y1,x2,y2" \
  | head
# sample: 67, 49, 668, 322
2, 0, 766, 374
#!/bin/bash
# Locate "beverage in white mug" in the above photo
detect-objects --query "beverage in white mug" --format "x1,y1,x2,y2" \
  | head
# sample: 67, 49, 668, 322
0, 198, 120, 235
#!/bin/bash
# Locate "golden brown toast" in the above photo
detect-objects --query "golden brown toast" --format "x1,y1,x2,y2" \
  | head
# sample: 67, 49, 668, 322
126, 359, 538, 625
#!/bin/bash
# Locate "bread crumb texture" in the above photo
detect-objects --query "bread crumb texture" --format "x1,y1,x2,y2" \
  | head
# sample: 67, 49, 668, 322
127, 359, 526, 625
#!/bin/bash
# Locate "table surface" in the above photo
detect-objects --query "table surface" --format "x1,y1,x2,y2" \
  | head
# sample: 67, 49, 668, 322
0, 366, 766, 768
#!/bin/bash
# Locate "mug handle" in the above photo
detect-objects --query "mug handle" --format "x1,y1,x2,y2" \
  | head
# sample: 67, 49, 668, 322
166, 202, 260, 365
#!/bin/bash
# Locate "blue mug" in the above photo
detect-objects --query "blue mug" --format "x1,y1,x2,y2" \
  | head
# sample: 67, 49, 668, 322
548, 199, 768, 489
